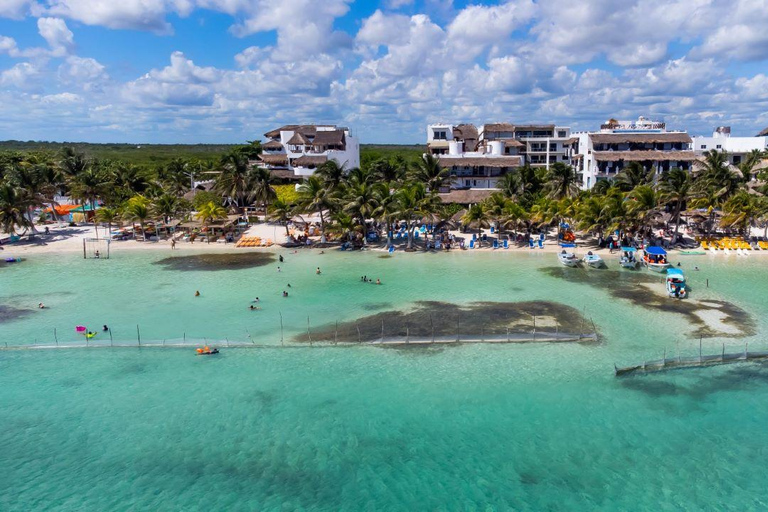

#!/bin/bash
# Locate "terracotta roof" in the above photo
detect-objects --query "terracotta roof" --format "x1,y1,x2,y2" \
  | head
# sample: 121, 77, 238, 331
286, 132, 311, 145
590, 133, 692, 144
438, 189, 495, 204
293, 155, 327, 167
593, 151, 695, 162
438, 156, 523, 168
262, 140, 283, 150
311, 130, 345, 146
259, 154, 289, 166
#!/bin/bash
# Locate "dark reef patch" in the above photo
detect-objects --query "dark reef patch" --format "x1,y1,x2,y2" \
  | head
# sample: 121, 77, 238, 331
294, 300, 592, 343
154, 252, 275, 271
540, 266, 755, 338
0, 304, 33, 324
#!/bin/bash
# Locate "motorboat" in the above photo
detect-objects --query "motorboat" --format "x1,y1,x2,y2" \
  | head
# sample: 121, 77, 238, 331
666, 268, 687, 298
619, 247, 638, 269
558, 250, 580, 267
582, 251, 605, 268
642, 246, 670, 273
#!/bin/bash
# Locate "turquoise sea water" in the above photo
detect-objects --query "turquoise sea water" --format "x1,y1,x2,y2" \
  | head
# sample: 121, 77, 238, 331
2, 249, 768, 510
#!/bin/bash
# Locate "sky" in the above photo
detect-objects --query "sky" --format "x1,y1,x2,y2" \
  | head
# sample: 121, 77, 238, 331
0, 0, 767, 144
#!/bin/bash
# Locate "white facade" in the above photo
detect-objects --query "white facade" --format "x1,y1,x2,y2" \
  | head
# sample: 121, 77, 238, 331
426, 122, 579, 190
259, 124, 359, 178
692, 127, 768, 165
578, 117, 694, 190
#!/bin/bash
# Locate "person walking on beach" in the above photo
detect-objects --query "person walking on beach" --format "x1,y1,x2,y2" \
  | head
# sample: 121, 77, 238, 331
171, 240, 176, 250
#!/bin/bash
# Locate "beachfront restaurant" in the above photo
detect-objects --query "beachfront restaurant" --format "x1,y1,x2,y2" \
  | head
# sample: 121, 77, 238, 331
176, 215, 241, 242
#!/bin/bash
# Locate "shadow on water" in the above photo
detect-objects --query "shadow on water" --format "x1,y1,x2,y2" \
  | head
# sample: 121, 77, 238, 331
540, 266, 755, 338
153, 252, 275, 271
296, 300, 593, 343
618, 362, 768, 413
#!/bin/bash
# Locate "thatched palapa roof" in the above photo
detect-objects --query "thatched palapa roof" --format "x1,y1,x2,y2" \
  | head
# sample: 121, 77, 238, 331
311, 130, 345, 146
438, 156, 523, 168
497, 138, 524, 147
262, 140, 283, 150
286, 132, 312, 145
259, 154, 289, 166
593, 150, 695, 162
438, 189, 495, 204
590, 133, 692, 144
483, 123, 516, 132
758, 127, 768, 137
293, 155, 327, 167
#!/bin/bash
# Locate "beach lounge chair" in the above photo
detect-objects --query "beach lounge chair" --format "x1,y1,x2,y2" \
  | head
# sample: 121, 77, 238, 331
503, 239, 509, 249
493, 239, 499, 249
538, 238, 543, 249
469, 239, 475, 249
388, 245, 395, 253
528, 238, 534, 248
414, 231, 420, 239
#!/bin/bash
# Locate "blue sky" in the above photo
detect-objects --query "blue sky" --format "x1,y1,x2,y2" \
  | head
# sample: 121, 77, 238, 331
0, 0, 767, 144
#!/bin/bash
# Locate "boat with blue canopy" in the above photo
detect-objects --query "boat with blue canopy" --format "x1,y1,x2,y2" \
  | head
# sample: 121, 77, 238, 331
642, 246, 670, 272
619, 247, 638, 269
666, 268, 687, 298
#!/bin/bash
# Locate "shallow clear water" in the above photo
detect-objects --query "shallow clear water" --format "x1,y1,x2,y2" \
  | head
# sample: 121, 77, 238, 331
1, 249, 768, 510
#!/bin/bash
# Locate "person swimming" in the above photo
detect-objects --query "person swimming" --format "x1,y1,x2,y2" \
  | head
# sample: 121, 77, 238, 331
279, 255, 284, 262
102, 325, 109, 331
252, 297, 260, 302
376, 278, 381, 285
282, 291, 288, 297
249, 305, 261, 310
38, 302, 45, 309
277, 267, 281, 272
195, 290, 200, 297
694, 266, 700, 271
287, 283, 291, 288
316, 267, 321, 274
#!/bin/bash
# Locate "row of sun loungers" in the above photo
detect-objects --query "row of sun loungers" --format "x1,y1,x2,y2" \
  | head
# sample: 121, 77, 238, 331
698, 237, 768, 251
235, 237, 273, 248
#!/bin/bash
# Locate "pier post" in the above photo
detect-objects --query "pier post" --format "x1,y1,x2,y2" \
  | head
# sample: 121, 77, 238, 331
307, 316, 312, 345
706, 279, 709, 288
137, 325, 141, 346
532, 315, 536, 342
183, 332, 186, 342
54, 328, 58, 345
663, 348, 667, 367
356, 324, 362, 343
226, 337, 229, 348
108, 328, 113, 346
722, 343, 725, 361
335, 321, 338, 345
590, 318, 597, 340
507, 327, 510, 342
744, 342, 748, 360
555, 323, 559, 339
406, 326, 409, 344
456, 312, 460, 343
279, 312, 284, 346
163, 339, 166, 347
430, 314, 434, 343
381, 320, 384, 343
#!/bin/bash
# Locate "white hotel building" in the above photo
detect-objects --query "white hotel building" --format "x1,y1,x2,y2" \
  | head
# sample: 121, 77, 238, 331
691, 126, 768, 165
426, 122, 578, 190
577, 117, 694, 190
258, 125, 360, 179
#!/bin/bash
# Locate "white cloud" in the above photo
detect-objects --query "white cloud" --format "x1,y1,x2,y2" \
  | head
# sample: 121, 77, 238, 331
0, 62, 41, 88
0, 0, 32, 19
37, 17, 74, 56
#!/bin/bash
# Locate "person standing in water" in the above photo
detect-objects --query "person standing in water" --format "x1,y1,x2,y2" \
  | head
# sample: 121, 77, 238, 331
316, 267, 321, 274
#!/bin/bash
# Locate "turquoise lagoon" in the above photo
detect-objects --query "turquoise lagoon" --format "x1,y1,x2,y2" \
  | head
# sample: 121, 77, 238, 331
2, 249, 768, 510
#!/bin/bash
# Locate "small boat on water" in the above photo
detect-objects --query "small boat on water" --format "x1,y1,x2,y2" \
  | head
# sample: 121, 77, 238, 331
666, 268, 687, 298
619, 247, 638, 269
558, 250, 580, 267
582, 251, 605, 268
196, 346, 219, 355
642, 246, 670, 273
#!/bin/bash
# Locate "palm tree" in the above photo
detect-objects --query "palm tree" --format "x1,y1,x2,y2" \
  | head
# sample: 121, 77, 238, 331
372, 185, 400, 247
394, 183, 434, 250
481, 192, 509, 232
267, 198, 294, 237
658, 168, 692, 239
411, 153, 449, 192
689, 189, 721, 238
316, 160, 346, 189
499, 170, 524, 199
151, 194, 182, 224
94, 207, 119, 237
615, 162, 653, 191
577, 195, 609, 239
343, 179, 381, 243
216, 152, 252, 214
58, 147, 88, 178
501, 200, 529, 234
7, 162, 45, 232
69, 167, 110, 238
327, 211, 358, 243
461, 204, 489, 233
122, 195, 152, 241
543, 162, 579, 199
721, 191, 763, 235
297, 175, 335, 243
696, 149, 743, 201
249, 166, 276, 211
369, 158, 404, 184
0, 183, 32, 235
627, 185, 661, 233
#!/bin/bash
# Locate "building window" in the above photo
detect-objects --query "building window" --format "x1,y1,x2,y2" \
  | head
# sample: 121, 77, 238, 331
716, 145, 722, 149
558, 131, 566, 138
733, 155, 742, 164
434, 130, 447, 140
700, 145, 706, 149
549, 143, 557, 152
562, 155, 568, 160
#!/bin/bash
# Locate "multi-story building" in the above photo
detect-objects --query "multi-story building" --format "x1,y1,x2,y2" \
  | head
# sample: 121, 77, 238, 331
577, 117, 694, 190
258, 124, 359, 178
426, 122, 578, 190
691, 126, 768, 165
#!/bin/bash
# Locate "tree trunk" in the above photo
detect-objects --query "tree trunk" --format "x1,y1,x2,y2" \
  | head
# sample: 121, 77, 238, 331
91, 199, 98, 239
673, 200, 682, 238
139, 221, 145, 241
407, 223, 414, 250
320, 211, 326, 244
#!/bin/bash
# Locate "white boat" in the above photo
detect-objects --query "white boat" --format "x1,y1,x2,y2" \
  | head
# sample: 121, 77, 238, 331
582, 252, 605, 268
619, 247, 639, 269
642, 246, 670, 273
558, 250, 580, 267
665, 268, 687, 298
